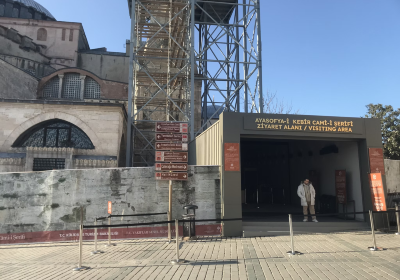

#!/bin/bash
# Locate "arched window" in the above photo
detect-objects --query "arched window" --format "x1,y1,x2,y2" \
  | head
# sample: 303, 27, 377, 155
0, 5, 5, 17
43, 76, 59, 98
84, 77, 101, 99
37, 28, 47, 41
12, 7, 19, 18
13, 119, 95, 149
62, 73, 81, 99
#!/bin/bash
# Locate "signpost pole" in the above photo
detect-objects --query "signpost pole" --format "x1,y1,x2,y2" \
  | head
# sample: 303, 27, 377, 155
105, 202, 115, 247
168, 180, 172, 242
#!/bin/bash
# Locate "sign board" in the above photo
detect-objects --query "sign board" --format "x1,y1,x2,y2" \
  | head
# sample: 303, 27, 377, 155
335, 170, 347, 204
156, 172, 188, 181
155, 122, 188, 133
107, 201, 112, 214
156, 151, 188, 162
224, 143, 240, 171
243, 115, 363, 134
156, 133, 188, 142
156, 163, 188, 171
369, 148, 385, 175
156, 142, 188, 151
369, 173, 387, 211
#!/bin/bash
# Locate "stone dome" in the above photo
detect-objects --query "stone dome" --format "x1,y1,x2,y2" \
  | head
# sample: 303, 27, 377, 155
0, 0, 56, 21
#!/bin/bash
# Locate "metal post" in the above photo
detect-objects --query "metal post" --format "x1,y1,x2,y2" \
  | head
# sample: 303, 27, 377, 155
126, 0, 137, 167
167, 210, 171, 243
105, 217, 116, 247
190, 0, 195, 140
171, 219, 186, 264
168, 179, 173, 243
256, 0, 264, 113
91, 219, 103, 255
368, 210, 383, 251
395, 204, 400, 235
287, 214, 301, 255
73, 207, 89, 271
243, 0, 248, 113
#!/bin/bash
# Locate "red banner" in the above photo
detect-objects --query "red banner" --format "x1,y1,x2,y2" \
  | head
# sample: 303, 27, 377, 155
0, 224, 221, 245
224, 143, 240, 171
369, 173, 387, 211
335, 170, 347, 204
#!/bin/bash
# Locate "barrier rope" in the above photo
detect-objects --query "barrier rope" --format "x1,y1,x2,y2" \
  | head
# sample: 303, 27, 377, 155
83, 218, 242, 230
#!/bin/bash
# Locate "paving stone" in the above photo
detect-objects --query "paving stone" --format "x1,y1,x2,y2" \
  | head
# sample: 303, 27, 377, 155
0, 231, 399, 279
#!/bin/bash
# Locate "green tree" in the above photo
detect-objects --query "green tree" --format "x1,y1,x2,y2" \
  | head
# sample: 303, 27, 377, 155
365, 104, 400, 159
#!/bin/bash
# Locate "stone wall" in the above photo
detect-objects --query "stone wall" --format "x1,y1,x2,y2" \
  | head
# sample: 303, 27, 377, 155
385, 159, 400, 194
78, 53, 130, 84
0, 166, 220, 239
0, 59, 38, 99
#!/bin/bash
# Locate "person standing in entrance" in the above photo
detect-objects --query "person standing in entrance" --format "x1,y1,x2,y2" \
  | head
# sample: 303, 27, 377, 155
297, 179, 318, 222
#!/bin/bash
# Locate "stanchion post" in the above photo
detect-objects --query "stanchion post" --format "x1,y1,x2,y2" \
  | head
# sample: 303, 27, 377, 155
91, 218, 103, 255
286, 214, 301, 256
171, 219, 186, 265
167, 210, 171, 243
105, 217, 116, 247
73, 207, 89, 271
368, 210, 383, 251
395, 204, 400, 235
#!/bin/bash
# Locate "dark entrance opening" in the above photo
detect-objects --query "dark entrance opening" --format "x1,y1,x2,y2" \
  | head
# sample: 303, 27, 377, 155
240, 138, 368, 233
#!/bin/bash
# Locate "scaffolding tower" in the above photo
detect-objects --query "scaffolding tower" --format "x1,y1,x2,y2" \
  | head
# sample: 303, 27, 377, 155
126, 0, 263, 167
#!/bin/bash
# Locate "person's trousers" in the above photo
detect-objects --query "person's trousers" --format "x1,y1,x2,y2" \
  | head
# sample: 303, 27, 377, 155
303, 202, 316, 220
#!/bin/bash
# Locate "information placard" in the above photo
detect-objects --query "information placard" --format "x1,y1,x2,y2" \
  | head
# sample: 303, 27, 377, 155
335, 170, 347, 204
368, 173, 387, 211
224, 143, 240, 172
107, 201, 112, 214
369, 148, 385, 175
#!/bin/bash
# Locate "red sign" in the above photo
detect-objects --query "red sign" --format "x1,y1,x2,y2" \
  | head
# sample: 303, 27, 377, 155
155, 122, 188, 133
156, 163, 188, 171
369, 173, 387, 211
369, 148, 385, 175
107, 201, 112, 214
156, 172, 188, 181
224, 143, 240, 171
156, 151, 188, 162
156, 133, 188, 142
335, 170, 347, 204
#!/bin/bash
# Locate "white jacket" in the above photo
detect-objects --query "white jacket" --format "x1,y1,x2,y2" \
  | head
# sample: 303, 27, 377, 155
297, 183, 316, 206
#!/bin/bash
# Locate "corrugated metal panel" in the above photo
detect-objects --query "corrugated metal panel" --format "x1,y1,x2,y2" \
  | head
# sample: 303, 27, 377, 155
193, 121, 221, 166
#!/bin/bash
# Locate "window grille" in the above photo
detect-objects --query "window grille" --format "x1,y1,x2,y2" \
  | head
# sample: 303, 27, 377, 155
33, 158, 65, 171
15, 120, 95, 149
84, 77, 101, 99
62, 73, 81, 99
0, 5, 5, 16
12, 8, 19, 18
43, 76, 59, 98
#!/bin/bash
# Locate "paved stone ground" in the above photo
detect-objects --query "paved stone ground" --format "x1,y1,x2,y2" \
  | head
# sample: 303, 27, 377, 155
0, 231, 399, 279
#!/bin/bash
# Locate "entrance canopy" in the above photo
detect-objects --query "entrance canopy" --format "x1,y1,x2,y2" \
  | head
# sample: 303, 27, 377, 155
189, 112, 386, 236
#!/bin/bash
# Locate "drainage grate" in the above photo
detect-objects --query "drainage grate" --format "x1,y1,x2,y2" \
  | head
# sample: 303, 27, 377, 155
33, 158, 65, 171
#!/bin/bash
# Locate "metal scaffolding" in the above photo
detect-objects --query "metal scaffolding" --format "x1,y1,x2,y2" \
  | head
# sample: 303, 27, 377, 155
196, 0, 263, 132
126, 0, 263, 167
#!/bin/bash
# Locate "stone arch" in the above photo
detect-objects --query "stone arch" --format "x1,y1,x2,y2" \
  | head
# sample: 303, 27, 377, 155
1, 112, 103, 153
37, 28, 47, 41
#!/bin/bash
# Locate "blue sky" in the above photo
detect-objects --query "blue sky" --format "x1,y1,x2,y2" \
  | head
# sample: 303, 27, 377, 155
38, 0, 400, 117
